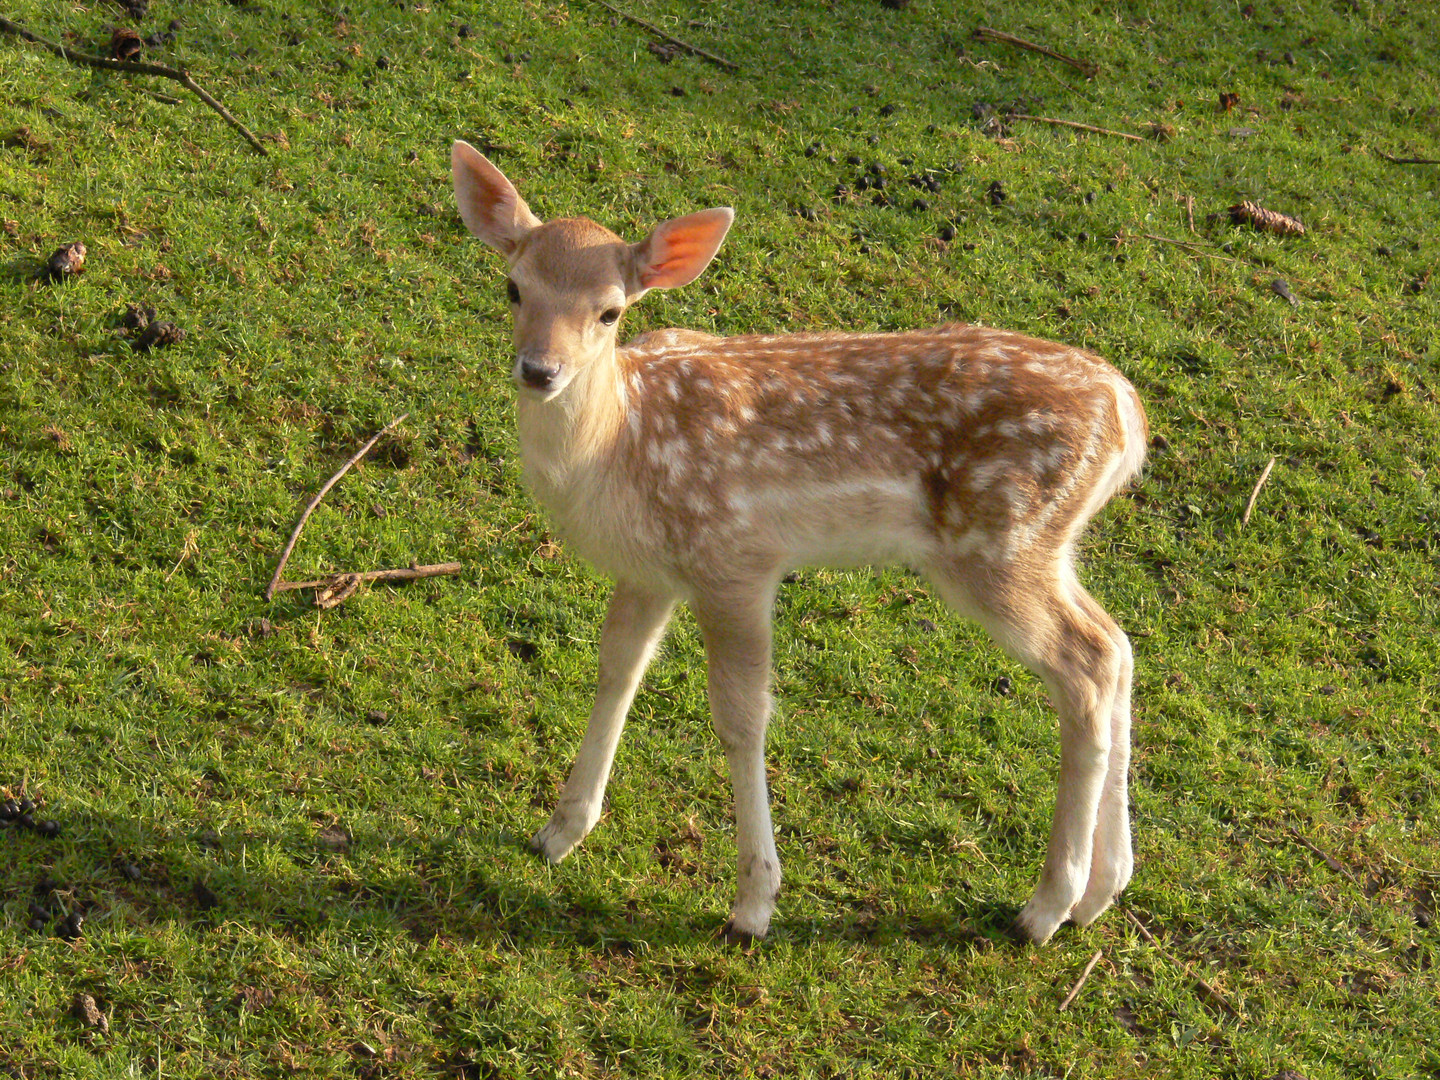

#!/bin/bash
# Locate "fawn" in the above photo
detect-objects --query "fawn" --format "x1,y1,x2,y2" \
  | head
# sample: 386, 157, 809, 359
451, 140, 1148, 944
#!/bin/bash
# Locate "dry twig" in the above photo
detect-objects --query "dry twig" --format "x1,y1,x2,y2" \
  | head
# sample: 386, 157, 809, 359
1058, 949, 1104, 1012
1377, 150, 1440, 165
1285, 825, 1360, 885
264, 414, 410, 600
0, 15, 267, 155
1241, 456, 1276, 528
1137, 233, 1241, 264
271, 562, 464, 594
1124, 909, 1240, 1019
1007, 113, 1144, 142
973, 25, 1098, 78
587, 0, 738, 70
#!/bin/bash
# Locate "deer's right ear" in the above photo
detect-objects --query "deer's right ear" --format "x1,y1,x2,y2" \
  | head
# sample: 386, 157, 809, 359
630, 207, 734, 293
451, 140, 542, 257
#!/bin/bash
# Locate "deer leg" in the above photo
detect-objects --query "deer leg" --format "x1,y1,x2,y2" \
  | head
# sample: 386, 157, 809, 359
1071, 620, 1134, 926
693, 589, 782, 943
531, 581, 676, 863
926, 561, 1122, 944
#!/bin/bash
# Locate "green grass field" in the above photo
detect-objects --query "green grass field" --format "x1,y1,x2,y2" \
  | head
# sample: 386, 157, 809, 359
2, 0, 1438, 1075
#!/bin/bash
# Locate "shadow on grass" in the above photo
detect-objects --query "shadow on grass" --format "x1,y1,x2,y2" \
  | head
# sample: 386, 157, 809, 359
4, 804, 1027, 958
1, 254, 46, 283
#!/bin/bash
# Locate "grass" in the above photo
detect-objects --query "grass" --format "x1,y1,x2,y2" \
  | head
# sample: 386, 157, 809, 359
1, 0, 1438, 1076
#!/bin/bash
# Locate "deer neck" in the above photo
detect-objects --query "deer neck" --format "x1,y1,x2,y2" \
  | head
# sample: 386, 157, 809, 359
515, 343, 628, 496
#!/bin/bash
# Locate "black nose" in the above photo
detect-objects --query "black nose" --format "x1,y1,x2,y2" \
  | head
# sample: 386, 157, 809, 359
518, 356, 560, 390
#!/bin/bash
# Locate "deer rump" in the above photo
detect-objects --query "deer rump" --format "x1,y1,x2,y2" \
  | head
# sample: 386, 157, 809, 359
451, 139, 1148, 945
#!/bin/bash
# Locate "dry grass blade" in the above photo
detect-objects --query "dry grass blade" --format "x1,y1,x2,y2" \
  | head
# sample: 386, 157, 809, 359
1241, 457, 1277, 528
1008, 114, 1145, 142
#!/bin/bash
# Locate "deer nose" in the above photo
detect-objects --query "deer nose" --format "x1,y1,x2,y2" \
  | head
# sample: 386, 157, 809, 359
517, 355, 561, 391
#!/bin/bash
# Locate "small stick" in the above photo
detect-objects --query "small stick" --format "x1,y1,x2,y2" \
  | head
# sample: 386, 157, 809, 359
0, 16, 267, 155
1184, 193, 1196, 234
1058, 949, 1104, 1012
1124, 909, 1240, 1019
271, 562, 463, 592
1240, 456, 1276, 528
1377, 150, 1440, 165
974, 26, 1098, 78
1286, 825, 1360, 885
1138, 233, 1241, 264
264, 414, 410, 600
1007, 113, 1144, 142
587, 0, 738, 71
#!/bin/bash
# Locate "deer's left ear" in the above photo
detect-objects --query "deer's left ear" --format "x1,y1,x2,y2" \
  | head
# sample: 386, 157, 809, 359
630, 207, 734, 292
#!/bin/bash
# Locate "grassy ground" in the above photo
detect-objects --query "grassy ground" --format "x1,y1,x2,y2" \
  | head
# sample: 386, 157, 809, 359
2, 0, 1438, 1076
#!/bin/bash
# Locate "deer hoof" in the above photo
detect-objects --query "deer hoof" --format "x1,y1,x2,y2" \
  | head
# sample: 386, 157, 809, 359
720, 919, 763, 947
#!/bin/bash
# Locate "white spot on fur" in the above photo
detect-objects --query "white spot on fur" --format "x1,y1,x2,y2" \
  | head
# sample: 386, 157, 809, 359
968, 458, 1007, 491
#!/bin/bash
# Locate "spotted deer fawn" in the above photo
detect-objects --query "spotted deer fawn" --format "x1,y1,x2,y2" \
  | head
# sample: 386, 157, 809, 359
452, 140, 1148, 944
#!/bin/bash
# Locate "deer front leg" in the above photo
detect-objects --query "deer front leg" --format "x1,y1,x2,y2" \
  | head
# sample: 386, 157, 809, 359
531, 582, 676, 863
693, 591, 782, 944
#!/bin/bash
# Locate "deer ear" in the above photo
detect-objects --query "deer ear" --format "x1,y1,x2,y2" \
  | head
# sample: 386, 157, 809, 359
631, 207, 734, 291
452, 140, 542, 256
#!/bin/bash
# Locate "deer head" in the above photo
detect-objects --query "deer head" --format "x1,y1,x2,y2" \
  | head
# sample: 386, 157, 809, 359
451, 140, 734, 400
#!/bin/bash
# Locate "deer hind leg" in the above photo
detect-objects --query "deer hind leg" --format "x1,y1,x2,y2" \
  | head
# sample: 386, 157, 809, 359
532, 581, 676, 863
692, 588, 782, 944
924, 558, 1127, 944
1070, 605, 1134, 928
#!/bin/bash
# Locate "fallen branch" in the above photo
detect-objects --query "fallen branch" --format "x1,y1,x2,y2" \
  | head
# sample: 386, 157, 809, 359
1007, 113, 1144, 142
587, 0, 738, 71
271, 562, 464, 594
0, 15, 267, 155
1058, 949, 1103, 1012
1124, 909, 1240, 1019
974, 25, 1097, 78
1241, 456, 1277, 528
264, 414, 410, 600
280, 564, 463, 609
1377, 150, 1440, 165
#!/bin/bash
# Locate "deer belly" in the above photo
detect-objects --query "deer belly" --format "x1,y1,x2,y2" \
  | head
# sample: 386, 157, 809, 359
725, 475, 937, 569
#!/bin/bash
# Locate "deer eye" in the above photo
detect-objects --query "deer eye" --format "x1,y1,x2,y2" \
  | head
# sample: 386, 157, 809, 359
599, 307, 622, 326
506, 279, 521, 305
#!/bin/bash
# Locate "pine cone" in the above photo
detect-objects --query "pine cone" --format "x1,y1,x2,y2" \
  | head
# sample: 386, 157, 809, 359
45, 242, 86, 279
1229, 200, 1305, 236
134, 320, 186, 351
